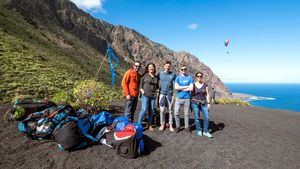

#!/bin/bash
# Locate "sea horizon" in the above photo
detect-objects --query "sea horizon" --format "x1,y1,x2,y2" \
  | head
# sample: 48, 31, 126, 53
225, 82, 300, 84
225, 83, 300, 113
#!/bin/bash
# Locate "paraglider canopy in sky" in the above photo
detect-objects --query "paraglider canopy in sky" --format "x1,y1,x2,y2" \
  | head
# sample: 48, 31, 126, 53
224, 38, 230, 54
224, 38, 230, 47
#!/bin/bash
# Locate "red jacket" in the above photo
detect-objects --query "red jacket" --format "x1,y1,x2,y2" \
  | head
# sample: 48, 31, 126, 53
121, 69, 140, 97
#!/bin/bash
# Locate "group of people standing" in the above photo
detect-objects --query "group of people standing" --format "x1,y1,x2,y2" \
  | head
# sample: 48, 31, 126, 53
121, 61, 213, 138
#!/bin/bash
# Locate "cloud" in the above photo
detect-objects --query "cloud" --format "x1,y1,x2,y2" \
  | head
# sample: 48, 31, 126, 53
70, 0, 106, 13
188, 23, 199, 30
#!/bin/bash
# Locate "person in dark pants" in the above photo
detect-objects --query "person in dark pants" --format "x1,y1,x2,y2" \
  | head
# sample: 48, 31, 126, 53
121, 61, 141, 122
191, 72, 212, 138
138, 63, 159, 131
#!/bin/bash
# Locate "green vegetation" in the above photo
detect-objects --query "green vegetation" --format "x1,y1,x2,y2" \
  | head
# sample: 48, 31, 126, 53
214, 98, 251, 106
0, 1, 126, 104
51, 91, 75, 105
51, 80, 122, 109
73, 80, 122, 109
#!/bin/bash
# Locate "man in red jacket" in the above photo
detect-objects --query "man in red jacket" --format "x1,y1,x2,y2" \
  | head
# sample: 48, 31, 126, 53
121, 61, 141, 121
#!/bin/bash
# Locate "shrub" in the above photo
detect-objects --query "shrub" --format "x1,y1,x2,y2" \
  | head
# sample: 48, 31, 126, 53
51, 91, 75, 105
72, 80, 122, 110
215, 98, 250, 106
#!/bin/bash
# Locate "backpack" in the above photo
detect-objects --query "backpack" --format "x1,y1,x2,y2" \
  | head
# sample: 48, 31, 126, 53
74, 106, 97, 117
106, 124, 138, 159
90, 111, 113, 137
71, 111, 113, 142
112, 116, 130, 131
18, 117, 54, 139
48, 104, 75, 128
105, 117, 145, 158
5, 97, 56, 121
133, 123, 144, 154
53, 111, 113, 151
17, 104, 75, 139
53, 121, 87, 151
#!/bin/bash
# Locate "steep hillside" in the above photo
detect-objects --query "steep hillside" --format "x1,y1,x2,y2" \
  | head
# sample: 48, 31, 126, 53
0, 0, 128, 102
1, 0, 231, 102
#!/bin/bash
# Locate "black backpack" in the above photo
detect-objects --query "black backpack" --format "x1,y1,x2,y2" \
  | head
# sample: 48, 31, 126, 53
53, 121, 87, 151
106, 130, 138, 159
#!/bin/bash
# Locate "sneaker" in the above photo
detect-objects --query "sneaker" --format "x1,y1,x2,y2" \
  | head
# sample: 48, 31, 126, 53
197, 131, 202, 136
203, 132, 213, 138
175, 127, 180, 133
169, 126, 175, 132
159, 125, 165, 131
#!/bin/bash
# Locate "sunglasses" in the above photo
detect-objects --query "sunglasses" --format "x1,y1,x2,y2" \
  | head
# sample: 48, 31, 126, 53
181, 68, 187, 71
134, 65, 141, 68
196, 75, 202, 78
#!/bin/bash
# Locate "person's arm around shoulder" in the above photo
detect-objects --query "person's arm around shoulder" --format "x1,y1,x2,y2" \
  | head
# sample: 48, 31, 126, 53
155, 74, 159, 91
157, 72, 161, 91
191, 83, 195, 96
205, 85, 211, 109
139, 74, 145, 95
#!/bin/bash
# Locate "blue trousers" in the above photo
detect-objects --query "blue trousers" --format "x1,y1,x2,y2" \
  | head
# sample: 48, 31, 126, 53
191, 102, 210, 133
138, 95, 155, 125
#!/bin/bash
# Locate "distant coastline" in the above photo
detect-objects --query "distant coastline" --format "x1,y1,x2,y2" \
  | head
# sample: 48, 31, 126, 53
231, 92, 254, 100
226, 83, 300, 113
231, 92, 276, 102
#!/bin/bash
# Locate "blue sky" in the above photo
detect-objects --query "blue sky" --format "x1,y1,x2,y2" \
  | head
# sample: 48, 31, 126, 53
71, 0, 300, 83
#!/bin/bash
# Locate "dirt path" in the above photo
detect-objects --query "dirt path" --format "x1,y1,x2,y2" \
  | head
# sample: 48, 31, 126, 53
0, 103, 299, 169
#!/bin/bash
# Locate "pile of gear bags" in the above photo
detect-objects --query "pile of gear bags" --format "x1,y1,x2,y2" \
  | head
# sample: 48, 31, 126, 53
5, 98, 144, 159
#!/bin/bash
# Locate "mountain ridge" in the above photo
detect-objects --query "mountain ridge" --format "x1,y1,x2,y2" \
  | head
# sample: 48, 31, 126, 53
3, 0, 231, 100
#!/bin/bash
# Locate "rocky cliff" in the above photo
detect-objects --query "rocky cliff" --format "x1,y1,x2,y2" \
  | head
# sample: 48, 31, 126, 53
9, 0, 230, 98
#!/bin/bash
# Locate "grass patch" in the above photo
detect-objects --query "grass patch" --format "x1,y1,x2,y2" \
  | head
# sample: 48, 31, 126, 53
214, 98, 250, 106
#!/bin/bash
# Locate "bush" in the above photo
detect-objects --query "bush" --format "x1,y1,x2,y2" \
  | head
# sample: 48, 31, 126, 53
51, 91, 75, 105
215, 98, 250, 106
72, 80, 122, 110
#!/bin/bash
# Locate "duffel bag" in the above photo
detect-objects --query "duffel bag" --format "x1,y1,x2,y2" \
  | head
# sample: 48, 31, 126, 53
5, 97, 56, 121
53, 121, 87, 151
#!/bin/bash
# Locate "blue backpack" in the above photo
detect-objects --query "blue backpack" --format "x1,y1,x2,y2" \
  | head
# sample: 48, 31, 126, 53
113, 116, 130, 131
133, 123, 144, 154
53, 111, 113, 151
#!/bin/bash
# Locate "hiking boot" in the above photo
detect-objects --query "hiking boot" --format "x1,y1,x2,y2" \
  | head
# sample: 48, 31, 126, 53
203, 132, 213, 138
169, 126, 175, 132
175, 127, 180, 133
197, 131, 202, 136
148, 125, 154, 131
159, 125, 165, 131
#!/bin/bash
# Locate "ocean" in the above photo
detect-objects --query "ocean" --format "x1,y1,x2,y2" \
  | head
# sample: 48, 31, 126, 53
225, 83, 300, 113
